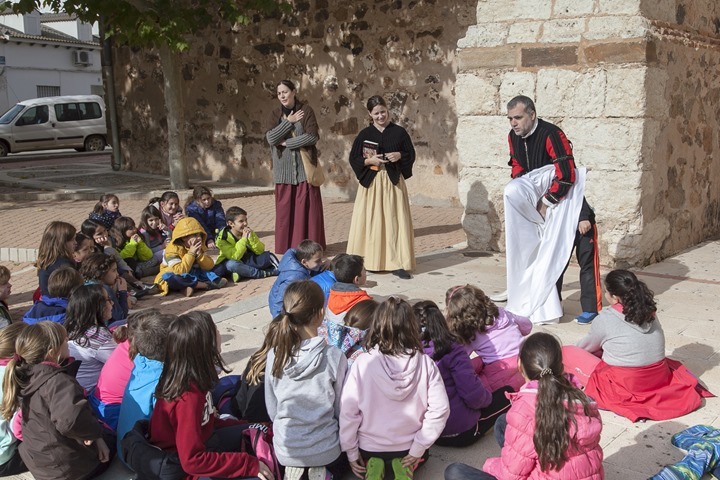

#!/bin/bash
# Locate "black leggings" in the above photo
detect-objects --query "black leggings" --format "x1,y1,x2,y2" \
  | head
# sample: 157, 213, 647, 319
0, 449, 27, 476
435, 386, 513, 448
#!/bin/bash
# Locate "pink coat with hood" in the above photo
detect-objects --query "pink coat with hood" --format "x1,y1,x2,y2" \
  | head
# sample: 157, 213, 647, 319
483, 379, 604, 480
339, 347, 449, 461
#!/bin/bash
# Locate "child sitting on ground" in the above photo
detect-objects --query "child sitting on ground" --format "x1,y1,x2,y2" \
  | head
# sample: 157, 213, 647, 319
115, 310, 175, 460
89, 193, 122, 230
215, 206, 279, 281
36, 221, 76, 298
146, 311, 273, 479
23, 267, 84, 325
0, 266, 12, 327
340, 297, 449, 480
0, 322, 29, 476
444, 332, 603, 480
312, 253, 343, 304
64, 284, 118, 392
138, 205, 169, 264
111, 216, 160, 279
319, 298, 378, 367
72, 233, 95, 267
80, 252, 130, 322
89, 309, 166, 431
268, 239, 325, 318
415, 300, 511, 448
1, 322, 112, 480
266, 281, 349, 480
149, 191, 185, 232
185, 186, 226, 249
446, 284, 532, 391
563, 269, 712, 422
154, 217, 228, 297
325, 254, 371, 324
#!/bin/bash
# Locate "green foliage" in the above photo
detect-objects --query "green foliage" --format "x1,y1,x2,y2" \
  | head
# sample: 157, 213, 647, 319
2, 0, 287, 52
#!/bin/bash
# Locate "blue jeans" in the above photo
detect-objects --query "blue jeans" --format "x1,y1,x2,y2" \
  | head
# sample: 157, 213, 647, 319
162, 268, 219, 291
494, 413, 507, 448
214, 259, 265, 279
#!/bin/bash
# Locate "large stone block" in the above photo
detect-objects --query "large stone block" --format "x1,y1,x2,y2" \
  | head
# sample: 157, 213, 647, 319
597, 0, 641, 15
458, 46, 518, 71
584, 15, 648, 40
500, 71, 536, 105
553, 0, 595, 17
605, 67, 647, 117
644, 67, 670, 119
521, 46, 578, 67
583, 40, 651, 65
607, 215, 671, 267
455, 73, 499, 116
507, 21, 542, 44
539, 18, 587, 43
456, 116, 508, 170
563, 118, 644, 171
536, 68, 606, 117
477, 0, 552, 22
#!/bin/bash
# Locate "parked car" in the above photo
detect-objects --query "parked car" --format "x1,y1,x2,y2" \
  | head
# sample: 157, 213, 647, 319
0, 94, 107, 157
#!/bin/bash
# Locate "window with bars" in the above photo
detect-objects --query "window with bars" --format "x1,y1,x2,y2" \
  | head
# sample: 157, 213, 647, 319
36, 85, 60, 98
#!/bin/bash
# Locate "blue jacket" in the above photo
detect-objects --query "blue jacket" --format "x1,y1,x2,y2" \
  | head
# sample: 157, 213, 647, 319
115, 355, 163, 462
185, 199, 226, 242
311, 271, 336, 305
23, 296, 69, 324
268, 249, 312, 318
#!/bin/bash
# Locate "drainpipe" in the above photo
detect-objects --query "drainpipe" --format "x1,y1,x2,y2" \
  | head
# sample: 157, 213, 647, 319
99, 17, 122, 171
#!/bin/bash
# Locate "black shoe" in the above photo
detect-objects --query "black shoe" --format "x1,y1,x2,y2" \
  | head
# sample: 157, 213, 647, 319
392, 269, 411, 280
143, 284, 160, 295
207, 278, 229, 290
129, 289, 148, 300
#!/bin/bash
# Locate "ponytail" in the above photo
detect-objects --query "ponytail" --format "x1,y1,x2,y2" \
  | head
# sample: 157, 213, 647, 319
520, 333, 593, 472
605, 269, 656, 327
2, 356, 23, 420
270, 281, 324, 379
246, 318, 281, 386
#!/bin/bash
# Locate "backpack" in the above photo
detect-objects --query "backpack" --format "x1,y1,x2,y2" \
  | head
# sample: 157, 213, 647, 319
122, 420, 185, 480
212, 374, 241, 416
242, 423, 282, 480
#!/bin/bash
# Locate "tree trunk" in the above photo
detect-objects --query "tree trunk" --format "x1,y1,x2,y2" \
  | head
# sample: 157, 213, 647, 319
158, 44, 189, 189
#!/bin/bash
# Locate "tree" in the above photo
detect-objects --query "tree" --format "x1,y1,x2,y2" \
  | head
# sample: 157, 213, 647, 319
4, 0, 285, 188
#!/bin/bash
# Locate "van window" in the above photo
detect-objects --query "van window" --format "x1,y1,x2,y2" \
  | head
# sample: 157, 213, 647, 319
0, 104, 25, 124
55, 102, 102, 122
15, 106, 49, 126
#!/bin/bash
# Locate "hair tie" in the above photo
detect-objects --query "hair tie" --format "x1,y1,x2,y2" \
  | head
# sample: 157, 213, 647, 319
12, 353, 22, 363
539, 367, 553, 378
448, 286, 463, 300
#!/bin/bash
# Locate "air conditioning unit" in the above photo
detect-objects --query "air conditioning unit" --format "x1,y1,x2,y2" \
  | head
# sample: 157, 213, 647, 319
72, 50, 92, 66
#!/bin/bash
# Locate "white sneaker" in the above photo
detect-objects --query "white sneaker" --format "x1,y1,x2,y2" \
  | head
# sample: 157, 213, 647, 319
284, 467, 305, 480
489, 290, 508, 302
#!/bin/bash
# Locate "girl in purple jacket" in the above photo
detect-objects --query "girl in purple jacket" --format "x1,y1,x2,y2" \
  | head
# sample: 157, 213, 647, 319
415, 301, 512, 448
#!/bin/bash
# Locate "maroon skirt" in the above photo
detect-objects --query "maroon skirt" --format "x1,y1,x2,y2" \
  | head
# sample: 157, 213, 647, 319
274, 182, 326, 254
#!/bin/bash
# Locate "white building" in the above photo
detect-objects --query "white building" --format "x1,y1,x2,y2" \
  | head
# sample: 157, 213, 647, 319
0, 10, 102, 114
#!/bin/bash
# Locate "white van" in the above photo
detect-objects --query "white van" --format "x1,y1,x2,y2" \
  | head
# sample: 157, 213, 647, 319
0, 95, 107, 157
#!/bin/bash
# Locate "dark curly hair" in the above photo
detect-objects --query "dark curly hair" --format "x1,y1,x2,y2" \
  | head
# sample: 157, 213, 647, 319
445, 285, 499, 344
605, 269, 656, 327
78, 252, 117, 282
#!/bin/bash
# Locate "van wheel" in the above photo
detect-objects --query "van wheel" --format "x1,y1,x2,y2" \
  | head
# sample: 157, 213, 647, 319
0, 141, 8, 157
84, 135, 106, 152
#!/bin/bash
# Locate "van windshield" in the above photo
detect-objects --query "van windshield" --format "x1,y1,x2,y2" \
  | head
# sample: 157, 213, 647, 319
0, 104, 25, 124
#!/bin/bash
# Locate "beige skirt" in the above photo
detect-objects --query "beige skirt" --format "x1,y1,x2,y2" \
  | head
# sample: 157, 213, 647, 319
347, 170, 416, 271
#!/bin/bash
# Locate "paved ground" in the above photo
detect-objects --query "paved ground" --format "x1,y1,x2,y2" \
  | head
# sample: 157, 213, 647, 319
1, 157, 718, 479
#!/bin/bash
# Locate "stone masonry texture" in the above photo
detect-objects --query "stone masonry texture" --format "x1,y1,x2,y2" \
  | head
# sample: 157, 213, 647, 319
111, 0, 478, 207
456, 0, 720, 267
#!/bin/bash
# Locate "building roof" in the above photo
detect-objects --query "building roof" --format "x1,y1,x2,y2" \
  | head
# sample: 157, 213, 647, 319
0, 21, 99, 47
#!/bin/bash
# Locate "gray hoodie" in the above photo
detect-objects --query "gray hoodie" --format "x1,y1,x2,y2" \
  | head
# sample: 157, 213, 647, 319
265, 336, 348, 467
576, 306, 665, 367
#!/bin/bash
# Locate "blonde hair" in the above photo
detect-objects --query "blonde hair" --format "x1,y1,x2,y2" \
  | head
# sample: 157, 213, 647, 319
244, 318, 281, 386
0, 323, 28, 359
1, 322, 67, 420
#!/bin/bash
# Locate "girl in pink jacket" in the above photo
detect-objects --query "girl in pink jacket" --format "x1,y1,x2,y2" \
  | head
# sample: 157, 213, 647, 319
340, 297, 449, 480
444, 332, 603, 480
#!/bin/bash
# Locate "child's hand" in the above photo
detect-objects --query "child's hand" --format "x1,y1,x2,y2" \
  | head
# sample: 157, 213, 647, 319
116, 276, 127, 293
257, 461, 274, 480
95, 438, 110, 463
96, 235, 110, 246
400, 454, 420, 469
207, 239, 216, 249
188, 237, 202, 256
349, 458, 366, 479
173, 211, 185, 222
131, 233, 142, 243
243, 227, 252, 238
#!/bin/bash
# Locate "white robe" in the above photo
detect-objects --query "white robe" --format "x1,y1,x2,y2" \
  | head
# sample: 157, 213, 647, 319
504, 164, 586, 324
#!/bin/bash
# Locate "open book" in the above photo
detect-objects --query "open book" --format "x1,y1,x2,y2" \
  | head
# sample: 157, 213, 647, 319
363, 140, 379, 159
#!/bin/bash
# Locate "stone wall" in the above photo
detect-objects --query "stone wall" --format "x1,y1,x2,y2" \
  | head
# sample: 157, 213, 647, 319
112, 0, 476, 206
457, 0, 720, 266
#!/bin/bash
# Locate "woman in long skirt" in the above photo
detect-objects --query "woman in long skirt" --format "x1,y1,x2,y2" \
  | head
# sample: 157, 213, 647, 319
347, 95, 416, 279
266, 80, 326, 254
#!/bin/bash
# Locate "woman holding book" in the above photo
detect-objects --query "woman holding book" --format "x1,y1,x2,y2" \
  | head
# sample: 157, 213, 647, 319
347, 95, 416, 279
266, 79, 326, 254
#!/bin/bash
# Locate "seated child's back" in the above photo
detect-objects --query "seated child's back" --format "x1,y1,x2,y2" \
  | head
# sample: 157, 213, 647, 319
23, 267, 83, 325
325, 254, 370, 325
268, 239, 325, 318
